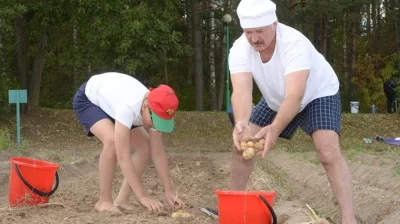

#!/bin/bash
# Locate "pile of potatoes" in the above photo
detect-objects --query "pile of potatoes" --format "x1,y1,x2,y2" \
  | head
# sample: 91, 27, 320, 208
239, 136, 265, 160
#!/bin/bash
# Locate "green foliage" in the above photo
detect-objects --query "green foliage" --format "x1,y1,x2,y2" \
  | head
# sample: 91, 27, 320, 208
352, 54, 399, 112
1, 0, 400, 111
2, 0, 192, 110
0, 75, 18, 112
0, 2, 22, 110
72, 0, 191, 78
0, 128, 11, 151
395, 81, 400, 100
0, 127, 29, 154
17, 140, 29, 154
0, 76, 11, 111
0, 1, 28, 22
395, 158, 400, 176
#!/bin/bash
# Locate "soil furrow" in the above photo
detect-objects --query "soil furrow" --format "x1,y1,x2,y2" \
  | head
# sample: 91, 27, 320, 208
264, 150, 400, 224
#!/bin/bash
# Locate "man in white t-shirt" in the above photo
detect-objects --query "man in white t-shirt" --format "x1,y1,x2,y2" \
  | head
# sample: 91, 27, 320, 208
73, 72, 183, 214
229, 1, 356, 223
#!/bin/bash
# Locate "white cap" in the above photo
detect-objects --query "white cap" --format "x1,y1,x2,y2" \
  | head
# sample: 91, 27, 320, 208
237, 0, 278, 29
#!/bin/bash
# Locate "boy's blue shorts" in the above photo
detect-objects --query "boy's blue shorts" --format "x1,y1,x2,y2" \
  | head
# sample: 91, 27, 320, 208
72, 82, 139, 136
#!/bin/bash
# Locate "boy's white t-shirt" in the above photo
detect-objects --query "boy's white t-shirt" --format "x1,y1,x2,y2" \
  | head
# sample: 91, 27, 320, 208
229, 23, 339, 112
85, 72, 149, 128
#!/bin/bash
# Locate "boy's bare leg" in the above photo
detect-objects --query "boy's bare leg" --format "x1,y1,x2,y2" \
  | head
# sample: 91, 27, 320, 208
90, 119, 122, 213
114, 127, 151, 210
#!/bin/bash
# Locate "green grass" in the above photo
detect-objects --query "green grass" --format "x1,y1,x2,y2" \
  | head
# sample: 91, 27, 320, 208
18, 140, 29, 154
394, 168, 400, 176
350, 145, 367, 153
395, 159, 400, 176
347, 145, 366, 161
0, 108, 399, 157
310, 159, 321, 166
0, 128, 11, 150
0, 127, 30, 155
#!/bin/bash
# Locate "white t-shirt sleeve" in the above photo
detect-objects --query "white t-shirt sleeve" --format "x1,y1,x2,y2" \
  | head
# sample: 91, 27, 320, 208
115, 104, 136, 129
228, 37, 251, 74
283, 39, 312, 76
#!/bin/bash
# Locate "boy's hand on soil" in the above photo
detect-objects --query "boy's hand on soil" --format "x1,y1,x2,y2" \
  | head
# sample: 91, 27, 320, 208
165, 191, 183, 210
233, 120, 251, 150
139, 195, 164, 214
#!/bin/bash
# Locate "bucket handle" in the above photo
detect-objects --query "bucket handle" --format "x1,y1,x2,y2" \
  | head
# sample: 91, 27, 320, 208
13, 163, 59, 197
259, 195, 277, 224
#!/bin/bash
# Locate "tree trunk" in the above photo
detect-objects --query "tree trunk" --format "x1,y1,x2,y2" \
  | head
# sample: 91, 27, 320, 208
321, 16, 328, 57
350, 20, 357, 99
14, 13, 32, 91
186, 0, 193, 85
217, 0, 230, 111
342, 14, 349, 99
0, 20, 5, 76
376, 0, 381, 47
192, 0, 203, 111
383, 0, 388, 22
209, 3, 217, 111
15, 12, 33, 114
73, 19, 79, 87
377, 0, 381, 27
395, 0, 400, 70
372, 0, 376, 30
313, 21, 320, 50
371, 0, 377, 53
289, 0, 296, 27
217, 28, 227, 111
27, 31, 48, 115
367, 1, 371, 35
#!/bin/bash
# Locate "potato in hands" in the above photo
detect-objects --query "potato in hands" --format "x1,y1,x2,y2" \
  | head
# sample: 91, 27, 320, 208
239, 136, 265, 160
240, 141, 248, 151
243, 147, 255, 160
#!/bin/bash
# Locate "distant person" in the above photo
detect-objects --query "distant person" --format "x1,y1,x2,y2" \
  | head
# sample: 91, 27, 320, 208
228, 0, 356, 223
73, 72, 183, 214
383, 79, 397, 113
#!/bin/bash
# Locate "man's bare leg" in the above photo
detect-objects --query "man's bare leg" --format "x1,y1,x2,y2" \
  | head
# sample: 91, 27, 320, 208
230, 123, 262, 190
114, 127, 151, 210
90, 119, 122, 213
313, 130, 357, 224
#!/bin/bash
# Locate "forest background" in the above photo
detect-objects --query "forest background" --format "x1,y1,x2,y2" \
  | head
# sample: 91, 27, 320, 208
0, 0, 399, 114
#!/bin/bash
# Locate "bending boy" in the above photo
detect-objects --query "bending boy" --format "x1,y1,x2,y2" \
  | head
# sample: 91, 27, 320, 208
73, 72, 183, 214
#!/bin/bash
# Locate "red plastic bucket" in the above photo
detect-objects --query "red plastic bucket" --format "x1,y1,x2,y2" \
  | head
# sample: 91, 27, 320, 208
215, 191, 277, 224
8, 157, 59, 207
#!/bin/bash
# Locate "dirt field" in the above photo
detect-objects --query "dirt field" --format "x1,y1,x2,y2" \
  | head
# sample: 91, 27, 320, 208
0, 109, 400, 224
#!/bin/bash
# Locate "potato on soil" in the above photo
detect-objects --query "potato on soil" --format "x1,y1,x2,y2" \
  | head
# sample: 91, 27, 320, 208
171, 210, 191, 218
243, 147, 255, 160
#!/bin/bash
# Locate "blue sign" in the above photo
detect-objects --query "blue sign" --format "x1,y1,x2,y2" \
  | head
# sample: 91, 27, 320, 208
8, 90, 27, 104
8, 89, 28, 148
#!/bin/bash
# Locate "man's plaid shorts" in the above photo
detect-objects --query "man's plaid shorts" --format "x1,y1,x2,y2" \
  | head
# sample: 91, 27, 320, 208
250, 92, 341, 139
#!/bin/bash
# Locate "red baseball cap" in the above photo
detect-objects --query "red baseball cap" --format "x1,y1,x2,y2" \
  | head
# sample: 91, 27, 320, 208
148, 84, 179, 133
